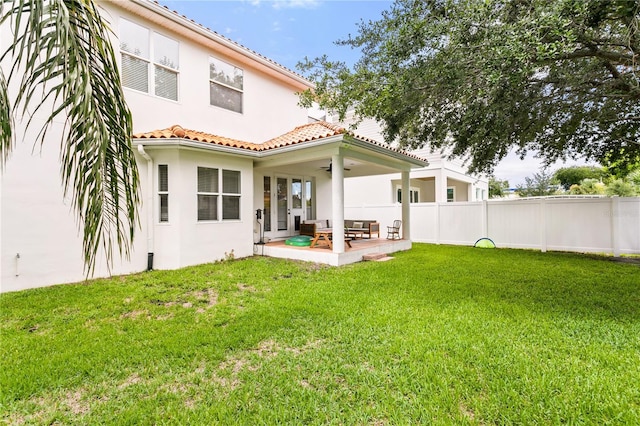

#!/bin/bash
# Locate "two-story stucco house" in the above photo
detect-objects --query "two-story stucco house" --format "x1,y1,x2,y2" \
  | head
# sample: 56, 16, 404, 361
1, 0, 426, 292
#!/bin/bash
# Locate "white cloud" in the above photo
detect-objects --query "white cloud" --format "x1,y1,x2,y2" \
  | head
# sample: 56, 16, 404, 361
272, 20, 282, 31
272, 0, 320, 10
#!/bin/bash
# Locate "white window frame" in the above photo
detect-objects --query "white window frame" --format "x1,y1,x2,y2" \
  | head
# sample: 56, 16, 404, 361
221, 169, 241, 221
120, 18, 179, 101
152, 32, 180, 101
395, 186, 420, 203
209, 56, 243, 113
158, 164, 169, 223
447, 186, 456, 202
197, 167, 242, 222
197, 167, 219, 222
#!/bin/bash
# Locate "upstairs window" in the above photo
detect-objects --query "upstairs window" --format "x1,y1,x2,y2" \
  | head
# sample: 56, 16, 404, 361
153, 33, 179, 100
120, 19, 179, 101
209, 57, 243, 113
120, 19, 149, 93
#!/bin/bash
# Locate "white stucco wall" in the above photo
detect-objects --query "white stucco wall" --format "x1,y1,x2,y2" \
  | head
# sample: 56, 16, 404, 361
174, 149, 254, 266
104, 2, 309, 142
1, 2, 311, 291
0, 120, 149, 292
447, 178, 469, 202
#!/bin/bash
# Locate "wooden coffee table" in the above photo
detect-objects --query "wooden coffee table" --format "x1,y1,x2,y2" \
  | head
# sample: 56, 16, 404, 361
345, 228, 364, 240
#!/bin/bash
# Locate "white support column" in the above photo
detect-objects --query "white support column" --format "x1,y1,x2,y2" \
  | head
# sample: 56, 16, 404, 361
437, 169, 449, 203
331, 153, 345, 253
401, 170, 410, 240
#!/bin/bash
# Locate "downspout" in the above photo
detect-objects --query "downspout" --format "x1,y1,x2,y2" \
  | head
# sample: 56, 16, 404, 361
137, 145, 155, 270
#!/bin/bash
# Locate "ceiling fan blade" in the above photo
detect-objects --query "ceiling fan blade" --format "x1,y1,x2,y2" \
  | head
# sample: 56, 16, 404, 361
321, 162, 350, 173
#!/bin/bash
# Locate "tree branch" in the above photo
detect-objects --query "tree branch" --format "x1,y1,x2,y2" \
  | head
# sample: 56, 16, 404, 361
553, 47, 634, 64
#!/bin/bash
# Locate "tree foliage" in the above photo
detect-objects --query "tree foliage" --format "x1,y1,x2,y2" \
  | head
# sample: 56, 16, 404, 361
515, 169, 558, 197
1, 0, 140, 274
553, 166, 608, 190
569, 178, 606, 195
605, 179, 638, 196
299, 0, 640, 175
488, 176, 509, 198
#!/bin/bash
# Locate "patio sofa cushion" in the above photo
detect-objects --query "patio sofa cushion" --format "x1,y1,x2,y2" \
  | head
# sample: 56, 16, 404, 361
300, 219, 330, 237
344, 219, 380, 238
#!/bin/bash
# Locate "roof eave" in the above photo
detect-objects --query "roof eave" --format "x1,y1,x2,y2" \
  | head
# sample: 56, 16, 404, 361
344, 136, 429, 168
133, 134, 346, 157
132, 138, 261, 157
133, 134, 429, 168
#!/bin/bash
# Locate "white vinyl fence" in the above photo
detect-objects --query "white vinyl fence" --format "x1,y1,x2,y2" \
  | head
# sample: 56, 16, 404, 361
346, 197, 640, 256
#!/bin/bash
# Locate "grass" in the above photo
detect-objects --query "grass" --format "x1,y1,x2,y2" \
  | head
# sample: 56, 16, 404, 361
1, 244, 639, 425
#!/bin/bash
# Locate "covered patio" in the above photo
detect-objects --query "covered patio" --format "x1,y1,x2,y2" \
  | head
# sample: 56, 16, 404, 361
253, 122, 428, 264
256, 235, 412, 266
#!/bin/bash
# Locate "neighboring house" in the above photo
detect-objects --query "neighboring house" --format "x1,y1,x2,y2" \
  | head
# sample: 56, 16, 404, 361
0, 0, 426, 292
329, 111, 489, 205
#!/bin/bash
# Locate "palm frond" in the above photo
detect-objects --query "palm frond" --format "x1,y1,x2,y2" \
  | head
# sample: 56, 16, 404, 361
1, 0, 140, 275
0, 68, 12, 168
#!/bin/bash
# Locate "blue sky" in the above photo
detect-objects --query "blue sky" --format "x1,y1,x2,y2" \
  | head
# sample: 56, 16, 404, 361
158, 0, 391, 71
157, 0, 590, 186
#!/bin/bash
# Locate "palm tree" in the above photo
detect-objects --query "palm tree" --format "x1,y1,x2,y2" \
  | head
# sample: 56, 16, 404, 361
1, 0, 140, 274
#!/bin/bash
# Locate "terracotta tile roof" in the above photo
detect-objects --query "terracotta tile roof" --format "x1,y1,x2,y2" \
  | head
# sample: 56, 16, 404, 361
133, 122, 347, 151
133, 122, 426, 163
133, 125, 261, 150
260, 122, 426, 162
261, 122, 347, 148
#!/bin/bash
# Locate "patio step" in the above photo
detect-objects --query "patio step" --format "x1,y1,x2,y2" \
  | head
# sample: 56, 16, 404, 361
363, 253, 392, 262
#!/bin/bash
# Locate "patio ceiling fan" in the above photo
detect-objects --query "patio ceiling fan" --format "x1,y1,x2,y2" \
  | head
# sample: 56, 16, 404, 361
321, 161, 350, 174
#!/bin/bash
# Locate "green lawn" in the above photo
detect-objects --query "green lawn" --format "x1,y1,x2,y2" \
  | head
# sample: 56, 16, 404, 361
1, 244, 639, 424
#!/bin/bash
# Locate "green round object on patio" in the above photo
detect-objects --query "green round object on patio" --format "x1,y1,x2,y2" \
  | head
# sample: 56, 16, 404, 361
474, 237, 496, 249
285, 235, 312, 246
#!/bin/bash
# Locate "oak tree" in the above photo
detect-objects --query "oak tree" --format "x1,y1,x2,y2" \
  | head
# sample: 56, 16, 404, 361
299, 0, 640, 175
